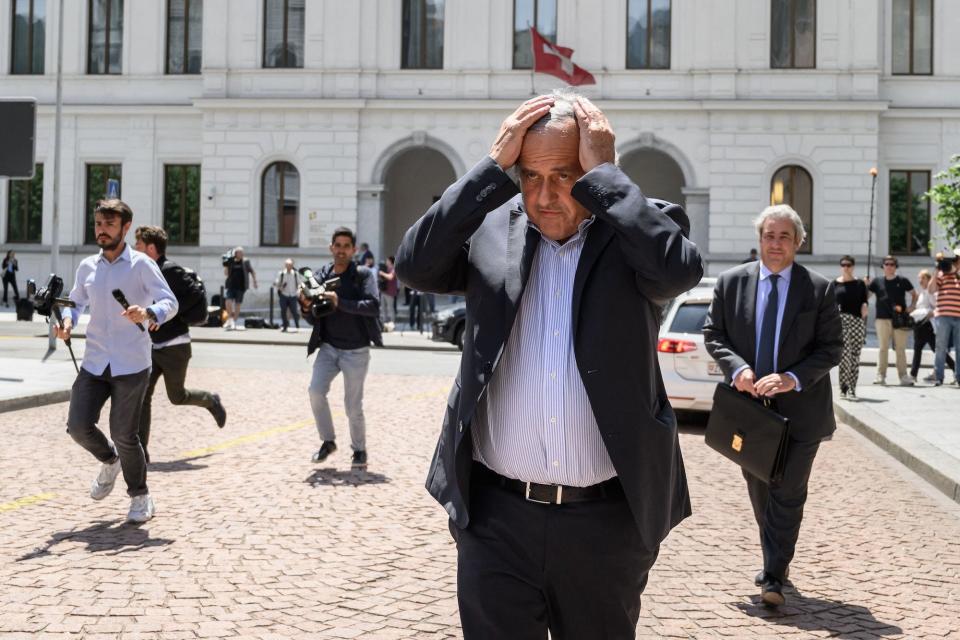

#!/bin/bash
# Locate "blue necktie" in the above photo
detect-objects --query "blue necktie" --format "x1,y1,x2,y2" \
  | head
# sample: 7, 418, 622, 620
756, 274, 780, 378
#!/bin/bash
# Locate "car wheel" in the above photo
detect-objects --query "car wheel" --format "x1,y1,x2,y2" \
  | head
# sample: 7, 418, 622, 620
454, 324, 464, 351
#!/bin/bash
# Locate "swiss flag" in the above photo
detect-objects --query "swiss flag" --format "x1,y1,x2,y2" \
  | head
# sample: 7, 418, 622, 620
530, 27, 596, 86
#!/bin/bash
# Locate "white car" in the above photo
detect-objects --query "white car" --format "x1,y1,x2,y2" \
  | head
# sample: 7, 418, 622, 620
657, 278, 720, 413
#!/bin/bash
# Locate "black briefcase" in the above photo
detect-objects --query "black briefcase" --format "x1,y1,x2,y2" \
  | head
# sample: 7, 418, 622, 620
705, 383, 790, 484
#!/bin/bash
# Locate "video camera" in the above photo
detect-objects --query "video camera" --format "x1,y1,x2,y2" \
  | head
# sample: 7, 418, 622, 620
298, 267, 340, 319
222, 248, 236, 267
27, 274, 76, 321
935, 250, 958, 273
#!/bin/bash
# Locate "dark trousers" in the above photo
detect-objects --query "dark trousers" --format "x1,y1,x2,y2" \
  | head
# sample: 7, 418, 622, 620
743, 438, 821, 582
408, 292, 421, 331
67, 365, 151, 497
278, 293, 300, 329
911, 320, 955, 378
453, 474, 659, 640
138, 343, 215, 461
2, 273, 18, 303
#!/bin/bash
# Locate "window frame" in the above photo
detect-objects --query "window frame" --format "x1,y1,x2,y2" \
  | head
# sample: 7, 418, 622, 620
87, 0, 123, 75
165, 0, 202, 75
5, 163, 44, 244
770, 0, 816, 70
512, 0, 557, 70
260, 161, 300, 248
625, 0, 672, 70
84, 163, 122, 245
401, 0, 444, 70
887, 169, 931, 256
769, 164, 814, 255
892, 0, 934, 76
10, 0, 44, 75
262, 0, 303, 69
162, 164, 201, 246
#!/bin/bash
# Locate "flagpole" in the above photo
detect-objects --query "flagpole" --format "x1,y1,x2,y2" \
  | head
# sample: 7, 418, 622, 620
528, 24, 535, 96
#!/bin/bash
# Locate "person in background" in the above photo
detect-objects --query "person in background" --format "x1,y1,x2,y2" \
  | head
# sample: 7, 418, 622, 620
275, 259, 301, 333
742, 248, 758, 264
356, 242, 374, 266
2, 250, 19, 306
866, 255, 917, 386
834, 255, 869, 400
222, 247, 257, 331
378, 256, 399, 331
928, 249, 960, 386
912, 269, 955, 383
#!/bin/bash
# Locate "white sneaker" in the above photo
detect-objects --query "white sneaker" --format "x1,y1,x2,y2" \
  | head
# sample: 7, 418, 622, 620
223, 318, 234, 331
290, 327, 298, 333
127, 494, 155, 523
873, 377, 886, 385
900, 375, 915, 387
90, 456, 122, 501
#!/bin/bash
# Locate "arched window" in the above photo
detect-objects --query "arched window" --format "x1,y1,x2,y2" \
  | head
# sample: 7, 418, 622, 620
770, 165, 813, 254
261, 161, 299, 247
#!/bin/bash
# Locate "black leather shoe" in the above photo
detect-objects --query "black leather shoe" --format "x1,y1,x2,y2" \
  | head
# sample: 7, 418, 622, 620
351, 450, 368, 470
312, 441, 337, 463
754, 567, 789, 586
760, 576, 785, 607
209, 394, 227, 428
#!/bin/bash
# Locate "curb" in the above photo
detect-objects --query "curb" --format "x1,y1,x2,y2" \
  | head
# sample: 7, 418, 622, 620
834, 401, 960, 505
44, 333, 459, 353
0, 389, 71, 414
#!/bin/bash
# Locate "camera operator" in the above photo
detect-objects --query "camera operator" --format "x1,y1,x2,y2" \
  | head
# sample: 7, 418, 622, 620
927, 248, 960, 386
134, 226, 227, 464
222, 246, 257, 331
274, 259, 301, 332
56, 200, 178, 524
301, 227, 382, 470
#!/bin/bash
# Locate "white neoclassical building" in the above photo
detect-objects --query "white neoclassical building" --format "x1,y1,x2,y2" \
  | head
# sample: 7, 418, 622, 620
1, 0, 958, 304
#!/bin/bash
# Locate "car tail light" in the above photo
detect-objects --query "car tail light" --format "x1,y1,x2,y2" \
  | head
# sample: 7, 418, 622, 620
657, 338, 698, 353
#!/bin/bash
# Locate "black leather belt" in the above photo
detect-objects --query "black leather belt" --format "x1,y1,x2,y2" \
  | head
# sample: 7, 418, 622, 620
473, 462, 623, 505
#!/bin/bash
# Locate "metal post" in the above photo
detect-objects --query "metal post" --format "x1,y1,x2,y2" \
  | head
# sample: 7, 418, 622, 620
269, 285, 275, 328
48, 0, 65, 351
867, 167, 878, 279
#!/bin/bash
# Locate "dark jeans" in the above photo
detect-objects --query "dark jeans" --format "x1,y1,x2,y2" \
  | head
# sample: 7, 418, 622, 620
138, 343, 215, 461
408, 293, 421, 331
278, 293, 300, 329
2, 273, 18, 303
67, 365, 151, 497
912, 319, 955, 378
453, 470, 659, 640
743, 438, 821, 582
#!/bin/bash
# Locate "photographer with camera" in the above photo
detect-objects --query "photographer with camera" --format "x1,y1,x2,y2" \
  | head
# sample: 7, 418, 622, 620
928, 248, 960, 386
134, 226, 227, 464
274, 259, 301, 333
222, 246, 257, 331
301, 227, 382, 470
56, 200, 178, 524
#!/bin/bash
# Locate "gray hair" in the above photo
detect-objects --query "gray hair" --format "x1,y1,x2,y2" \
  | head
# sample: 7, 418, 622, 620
754, 204, 806, 245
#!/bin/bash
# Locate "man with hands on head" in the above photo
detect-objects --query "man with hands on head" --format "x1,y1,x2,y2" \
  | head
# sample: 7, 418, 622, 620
397, 90, 702, 639
57, 200, 178, 524
703, 206, 842, 606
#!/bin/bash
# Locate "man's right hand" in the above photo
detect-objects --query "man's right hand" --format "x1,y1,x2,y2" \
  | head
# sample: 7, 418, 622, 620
489, 95, 555, 171
56, 317, 73, 342
734, 368, 758, 397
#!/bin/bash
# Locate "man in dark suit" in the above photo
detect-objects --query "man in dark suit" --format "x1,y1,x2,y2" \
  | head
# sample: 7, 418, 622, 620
703, 205, 842, 606
396, 90, 702, 639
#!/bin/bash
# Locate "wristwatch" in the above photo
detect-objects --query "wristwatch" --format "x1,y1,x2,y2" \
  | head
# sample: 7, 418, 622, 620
145, 308, 158, 323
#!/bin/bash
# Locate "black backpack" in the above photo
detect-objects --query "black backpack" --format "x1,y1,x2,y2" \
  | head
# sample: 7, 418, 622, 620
162, 261, 208, 326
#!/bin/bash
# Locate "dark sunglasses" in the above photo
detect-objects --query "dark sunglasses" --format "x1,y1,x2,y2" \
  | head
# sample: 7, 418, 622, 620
840, 263, 853, 267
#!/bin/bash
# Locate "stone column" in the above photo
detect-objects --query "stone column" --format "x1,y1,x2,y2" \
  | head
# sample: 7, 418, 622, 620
681, 187, 710, 255
356, 184, 385, 261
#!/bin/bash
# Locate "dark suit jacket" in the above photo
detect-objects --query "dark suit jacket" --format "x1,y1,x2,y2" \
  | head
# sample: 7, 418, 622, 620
702, 261, 843, 441
395, 156, 703, 551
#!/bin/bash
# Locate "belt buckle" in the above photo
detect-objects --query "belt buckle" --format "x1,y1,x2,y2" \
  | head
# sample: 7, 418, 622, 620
524, 482, 563, 505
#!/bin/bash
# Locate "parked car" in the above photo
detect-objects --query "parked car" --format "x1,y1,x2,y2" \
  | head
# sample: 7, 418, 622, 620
430, 303, 467, 350
658, 278, 719, 413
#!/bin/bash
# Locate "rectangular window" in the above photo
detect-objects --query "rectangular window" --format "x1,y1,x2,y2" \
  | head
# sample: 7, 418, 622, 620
85, 164, 122, 244
166, 0, 202, 74
11, 0, 46, 74
770, 0, 815, 69
513, 0, 557, 70
87, 0, 123, 74
888, 170, 930, 255
626, 0, 671, 69
892, 0, 932, 75
163, 165, 201, 246
402, 0, 444, 69
6, 164, 43, 243
263, 0, 304, 69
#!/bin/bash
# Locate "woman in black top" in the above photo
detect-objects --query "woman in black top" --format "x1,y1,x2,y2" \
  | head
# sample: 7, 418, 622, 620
834, 255, 868, 399
2, 251, 19, 306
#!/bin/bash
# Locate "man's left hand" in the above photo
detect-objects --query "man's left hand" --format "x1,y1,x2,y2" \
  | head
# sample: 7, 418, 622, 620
122, 305, 149, 325
572, 97, 616, 172
321, 291, 339, 309
754, 373, 796, 397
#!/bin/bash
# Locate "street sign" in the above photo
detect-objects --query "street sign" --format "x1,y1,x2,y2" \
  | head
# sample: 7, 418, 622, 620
0, 98, 37, 179
107, 178, 120, 199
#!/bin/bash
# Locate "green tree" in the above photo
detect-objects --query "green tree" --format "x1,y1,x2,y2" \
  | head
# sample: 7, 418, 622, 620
926, 154, 960, 249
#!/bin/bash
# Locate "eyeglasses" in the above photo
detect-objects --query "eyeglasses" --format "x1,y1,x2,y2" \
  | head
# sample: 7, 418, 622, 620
840, 263, 853, 268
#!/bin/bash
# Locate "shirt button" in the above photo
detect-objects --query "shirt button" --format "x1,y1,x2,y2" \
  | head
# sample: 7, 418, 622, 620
552, 461, 559, 467
554, 330, 559, 337
550, 417, 557, 424
550, 371, 557, 379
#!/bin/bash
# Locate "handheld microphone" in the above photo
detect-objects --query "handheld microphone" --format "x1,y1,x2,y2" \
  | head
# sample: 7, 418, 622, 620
111, 289, 146, 332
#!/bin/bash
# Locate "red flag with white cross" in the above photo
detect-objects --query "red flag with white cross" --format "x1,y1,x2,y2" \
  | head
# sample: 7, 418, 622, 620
529, 27, 596, 86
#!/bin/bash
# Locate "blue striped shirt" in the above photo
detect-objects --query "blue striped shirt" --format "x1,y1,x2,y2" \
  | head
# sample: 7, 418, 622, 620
472, 216, 617, 487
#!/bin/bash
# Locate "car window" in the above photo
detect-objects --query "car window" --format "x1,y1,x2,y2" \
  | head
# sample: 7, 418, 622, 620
669, 302, 709, 334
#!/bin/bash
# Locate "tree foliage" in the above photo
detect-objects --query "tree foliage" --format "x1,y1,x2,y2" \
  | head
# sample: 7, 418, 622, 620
926, 154, 960, 250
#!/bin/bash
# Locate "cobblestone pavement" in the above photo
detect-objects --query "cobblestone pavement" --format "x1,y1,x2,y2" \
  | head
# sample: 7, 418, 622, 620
1, 369, 958, 639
